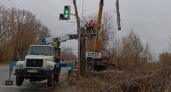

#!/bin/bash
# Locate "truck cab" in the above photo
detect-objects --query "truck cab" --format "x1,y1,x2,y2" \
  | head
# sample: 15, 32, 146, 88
15, 45, 60, 87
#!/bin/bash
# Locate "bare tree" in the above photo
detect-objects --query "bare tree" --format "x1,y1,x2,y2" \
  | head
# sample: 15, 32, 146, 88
110, 30, 152, 70
83, 12, 115, 52
60, 46, 77, 62
0, 7, 50, 63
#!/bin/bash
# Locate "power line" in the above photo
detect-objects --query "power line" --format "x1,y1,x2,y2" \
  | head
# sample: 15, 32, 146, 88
0, 1, 19, 16
0, 1, 10, 9
2, 0, 13, 8
13, 0, 24, 9
7, 0, 18, 9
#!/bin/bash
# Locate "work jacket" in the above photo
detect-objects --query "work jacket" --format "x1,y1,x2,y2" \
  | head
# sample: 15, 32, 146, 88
52, 41, 58, 48
90, 22, 94, 27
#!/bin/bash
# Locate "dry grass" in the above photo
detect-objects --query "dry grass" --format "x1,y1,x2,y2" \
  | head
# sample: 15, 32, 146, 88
71, 62, 171, 92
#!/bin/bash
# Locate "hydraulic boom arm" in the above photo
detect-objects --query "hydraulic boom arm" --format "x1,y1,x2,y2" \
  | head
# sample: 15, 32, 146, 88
42, 34, 78, 45
93, 0, 104, 52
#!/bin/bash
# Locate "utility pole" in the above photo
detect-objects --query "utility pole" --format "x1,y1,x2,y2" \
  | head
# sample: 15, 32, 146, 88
73, 0, 80, 79
79, 0, 86, 77
116, 0, 121, 30
80, 35, 86, 77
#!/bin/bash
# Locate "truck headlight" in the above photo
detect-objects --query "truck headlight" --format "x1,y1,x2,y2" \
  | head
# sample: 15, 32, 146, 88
47, 65, 53, 69
18, 64, 23, 69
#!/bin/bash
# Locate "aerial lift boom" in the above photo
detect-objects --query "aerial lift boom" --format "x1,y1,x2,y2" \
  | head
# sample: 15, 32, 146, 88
94, 0, 121, 53
94, 0, 104, 53
91, 0, 117, 71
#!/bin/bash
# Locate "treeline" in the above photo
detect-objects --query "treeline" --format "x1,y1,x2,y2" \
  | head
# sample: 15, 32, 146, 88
60, 46, 77, 62
159, 52, 171, 66
83, 12, 152, 70
0, 7, 50, 63
110, 30, 151, 70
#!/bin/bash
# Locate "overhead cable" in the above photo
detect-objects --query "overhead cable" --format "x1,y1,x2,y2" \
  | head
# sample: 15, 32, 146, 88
7, 0, 18, 9
3, 0, 13, 8
0, 1, 10, 9
13, 0, 24, 9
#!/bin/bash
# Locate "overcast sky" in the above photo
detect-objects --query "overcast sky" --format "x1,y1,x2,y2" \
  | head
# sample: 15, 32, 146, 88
1, 0, 171, 56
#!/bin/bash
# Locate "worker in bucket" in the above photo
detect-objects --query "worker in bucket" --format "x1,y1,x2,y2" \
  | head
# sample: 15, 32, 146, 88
53, 38, 58, 48
89, 20, 95, 33
52, 38, 60, 56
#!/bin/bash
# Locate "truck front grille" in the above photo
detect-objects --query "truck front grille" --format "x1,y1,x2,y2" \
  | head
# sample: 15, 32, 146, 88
26, 59, 43, 67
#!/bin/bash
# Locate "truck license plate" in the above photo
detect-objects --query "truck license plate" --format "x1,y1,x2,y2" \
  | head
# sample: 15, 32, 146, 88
28, 70, 37, 73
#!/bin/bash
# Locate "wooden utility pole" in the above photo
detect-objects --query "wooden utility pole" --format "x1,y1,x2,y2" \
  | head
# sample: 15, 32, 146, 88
116, 0, 121, 30
73, 0, 81, 79
80, 34, 86, 77
73, 0, 86, 78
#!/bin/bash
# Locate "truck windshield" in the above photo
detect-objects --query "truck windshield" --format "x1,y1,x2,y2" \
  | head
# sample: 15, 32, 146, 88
28, 46, 52, 56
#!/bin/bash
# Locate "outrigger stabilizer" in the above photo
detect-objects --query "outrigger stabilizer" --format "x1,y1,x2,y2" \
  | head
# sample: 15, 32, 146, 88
5, 62, 16, 85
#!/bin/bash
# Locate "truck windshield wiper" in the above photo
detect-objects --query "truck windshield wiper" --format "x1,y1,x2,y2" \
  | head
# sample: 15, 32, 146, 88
41, 53, 47, 56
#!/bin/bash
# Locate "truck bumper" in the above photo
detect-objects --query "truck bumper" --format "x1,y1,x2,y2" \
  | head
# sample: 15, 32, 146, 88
14, 69, 53, 77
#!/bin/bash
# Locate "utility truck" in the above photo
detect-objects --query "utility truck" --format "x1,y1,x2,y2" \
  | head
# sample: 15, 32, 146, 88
15, 45, 60, 87
5, 34, 78, 87
87, 0, 116, 71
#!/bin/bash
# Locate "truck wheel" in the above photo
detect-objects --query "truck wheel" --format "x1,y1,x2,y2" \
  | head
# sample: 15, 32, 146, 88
16, 75, 24, 86
47, 75, 53, 87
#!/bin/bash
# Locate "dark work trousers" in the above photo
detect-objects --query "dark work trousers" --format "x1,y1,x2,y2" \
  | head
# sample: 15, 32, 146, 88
90, 26, 94, 33
86, 27, 90, 33
55, 48, 60, 56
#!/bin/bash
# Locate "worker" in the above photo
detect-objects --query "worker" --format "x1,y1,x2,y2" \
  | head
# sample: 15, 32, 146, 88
52, 38, 58, 49
89, 20, 94, 33
52, 38, 60, 56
